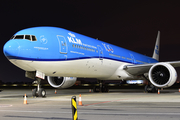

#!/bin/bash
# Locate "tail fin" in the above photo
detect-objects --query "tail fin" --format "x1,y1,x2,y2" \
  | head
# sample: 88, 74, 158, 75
152, 31, 160, 61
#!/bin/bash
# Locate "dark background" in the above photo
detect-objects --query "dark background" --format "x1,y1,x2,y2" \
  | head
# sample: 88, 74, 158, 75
1, 0, 180, 83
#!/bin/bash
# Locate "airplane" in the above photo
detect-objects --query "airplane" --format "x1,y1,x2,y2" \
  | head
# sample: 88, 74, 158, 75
3, 26, 180, 97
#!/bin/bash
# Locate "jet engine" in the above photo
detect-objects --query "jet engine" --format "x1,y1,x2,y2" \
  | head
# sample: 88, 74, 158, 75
47, 76, 77, 88
148, 63, 177, 88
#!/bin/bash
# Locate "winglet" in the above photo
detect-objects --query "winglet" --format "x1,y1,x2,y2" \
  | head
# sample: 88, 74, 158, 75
152, 31, 160, 61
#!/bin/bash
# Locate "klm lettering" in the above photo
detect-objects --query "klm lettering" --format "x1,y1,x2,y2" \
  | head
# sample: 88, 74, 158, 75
67, 36, 82, 45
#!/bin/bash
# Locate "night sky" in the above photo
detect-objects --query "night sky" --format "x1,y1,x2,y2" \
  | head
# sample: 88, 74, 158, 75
1, 0, 180, 83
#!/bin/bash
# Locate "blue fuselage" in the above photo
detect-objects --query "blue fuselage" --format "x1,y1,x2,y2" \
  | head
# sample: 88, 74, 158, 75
4, 27, 157, 64
3, 27, 158, 80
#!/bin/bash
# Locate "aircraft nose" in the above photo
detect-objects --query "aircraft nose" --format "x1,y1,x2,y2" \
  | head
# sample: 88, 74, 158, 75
3, 40, 20, 58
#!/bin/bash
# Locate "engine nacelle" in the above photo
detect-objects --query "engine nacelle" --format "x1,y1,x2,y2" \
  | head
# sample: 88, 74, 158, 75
47, 76, 77, 88
148, 63, 177, 88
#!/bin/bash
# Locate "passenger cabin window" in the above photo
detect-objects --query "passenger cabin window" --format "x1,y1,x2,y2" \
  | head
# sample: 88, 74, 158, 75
72, 44, 96, 53
10, 35, 37, 41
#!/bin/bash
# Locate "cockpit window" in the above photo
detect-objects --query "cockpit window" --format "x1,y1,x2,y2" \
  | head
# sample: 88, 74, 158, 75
11, 35, 37, 41
25, 35, 31, 40
14, 35, 24, 39
31, 35, 37, 41
10, 36, 15, 39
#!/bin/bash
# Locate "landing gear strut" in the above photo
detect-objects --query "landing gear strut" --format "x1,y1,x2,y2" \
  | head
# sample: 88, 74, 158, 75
93, 80, 109, 92
32, 78, 46, 97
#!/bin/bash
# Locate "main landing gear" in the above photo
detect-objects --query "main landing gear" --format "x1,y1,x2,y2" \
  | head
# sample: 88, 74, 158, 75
93, 80, 109, 92
144, 84, 158, 93
32, 78, 46, 97
142, 75, 158, 93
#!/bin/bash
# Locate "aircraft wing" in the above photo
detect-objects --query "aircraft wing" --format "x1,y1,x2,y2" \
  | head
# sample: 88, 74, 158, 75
167, 61, 180, 67
123, 61, 180, 75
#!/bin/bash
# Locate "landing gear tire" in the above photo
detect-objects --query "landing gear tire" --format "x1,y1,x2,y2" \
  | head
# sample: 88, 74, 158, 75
93, 86, 109, 92
93, 86, 99, 92
38, 88, 46, 97
32, 88, 46, 97
32, 88, 37, 97
94, 80, 109, 93
144, 85, 158, 93
102, 86, 109, 92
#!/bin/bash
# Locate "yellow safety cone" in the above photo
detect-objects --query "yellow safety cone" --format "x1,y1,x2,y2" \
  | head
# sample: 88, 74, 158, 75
78, 94, 83, 106
24, 94, 27, 104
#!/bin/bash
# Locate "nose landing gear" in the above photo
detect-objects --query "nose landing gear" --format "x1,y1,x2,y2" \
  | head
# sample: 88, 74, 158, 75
32, 78, 46, 97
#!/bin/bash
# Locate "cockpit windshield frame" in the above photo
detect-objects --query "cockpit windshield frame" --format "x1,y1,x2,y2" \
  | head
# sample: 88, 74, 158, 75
10, 35, 37, 41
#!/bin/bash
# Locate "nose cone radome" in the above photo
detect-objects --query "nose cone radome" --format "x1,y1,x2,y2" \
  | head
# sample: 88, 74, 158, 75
3, 40, 20, 58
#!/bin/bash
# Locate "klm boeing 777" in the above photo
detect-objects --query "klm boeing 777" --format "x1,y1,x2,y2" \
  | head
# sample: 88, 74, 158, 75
3, 27, 180, 97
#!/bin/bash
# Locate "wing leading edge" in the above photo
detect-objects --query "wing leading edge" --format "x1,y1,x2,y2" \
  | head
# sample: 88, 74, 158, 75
123, 61, 180, 76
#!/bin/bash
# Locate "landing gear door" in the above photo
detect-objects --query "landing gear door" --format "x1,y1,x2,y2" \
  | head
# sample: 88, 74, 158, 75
57, 35, 68, 54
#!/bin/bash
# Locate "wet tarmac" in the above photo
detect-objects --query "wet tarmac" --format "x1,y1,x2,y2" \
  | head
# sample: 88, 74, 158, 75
1, 88, 180, 120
